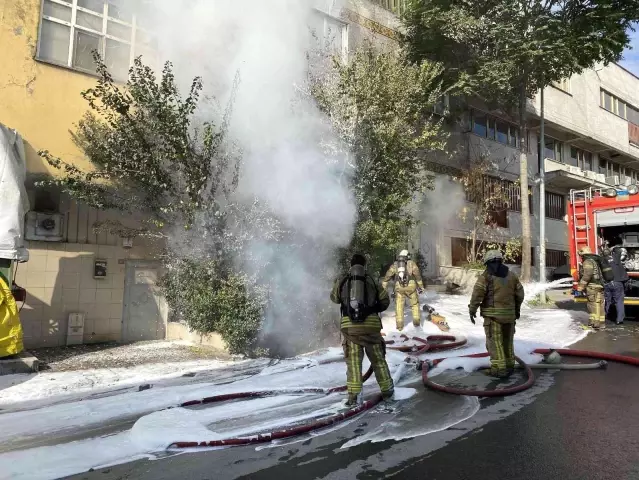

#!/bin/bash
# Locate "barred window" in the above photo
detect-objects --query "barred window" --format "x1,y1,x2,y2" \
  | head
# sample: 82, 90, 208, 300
545, 191, 566, 221
546, 250, 568, 268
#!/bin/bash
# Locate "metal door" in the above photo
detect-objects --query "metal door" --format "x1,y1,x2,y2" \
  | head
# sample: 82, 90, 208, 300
122, 261, 166, 343
419, 225, 438, 277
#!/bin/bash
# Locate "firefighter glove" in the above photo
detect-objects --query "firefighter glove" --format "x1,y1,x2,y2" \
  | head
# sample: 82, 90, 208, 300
469, 312, 476, 325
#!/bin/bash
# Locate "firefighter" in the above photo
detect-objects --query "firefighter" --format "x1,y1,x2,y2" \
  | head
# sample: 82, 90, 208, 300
468, 250, 525, 379
331, 253, 394, 406
577, 246, 606, 330
382, 250, 425, 331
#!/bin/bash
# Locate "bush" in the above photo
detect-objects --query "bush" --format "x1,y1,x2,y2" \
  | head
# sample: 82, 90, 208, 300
161, 259, 268, 356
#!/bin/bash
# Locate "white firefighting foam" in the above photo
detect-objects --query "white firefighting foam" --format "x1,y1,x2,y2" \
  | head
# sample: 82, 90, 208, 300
0, 288, 590, 480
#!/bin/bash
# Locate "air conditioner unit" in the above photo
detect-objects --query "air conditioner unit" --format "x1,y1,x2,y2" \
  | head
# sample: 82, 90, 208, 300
595, 173, 607, 183
623, 176, 633, 186
605, 175, 620, 186
567, 166, 582, 175
25, 211, 64, 242
584, 171, 597, 180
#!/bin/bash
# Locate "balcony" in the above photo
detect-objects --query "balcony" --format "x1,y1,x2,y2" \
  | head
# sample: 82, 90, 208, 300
370, 0, 408, 15
543, 158, 608, 192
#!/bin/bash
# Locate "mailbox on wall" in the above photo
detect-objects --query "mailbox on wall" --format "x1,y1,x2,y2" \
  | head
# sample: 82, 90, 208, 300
94, 259, 107, 279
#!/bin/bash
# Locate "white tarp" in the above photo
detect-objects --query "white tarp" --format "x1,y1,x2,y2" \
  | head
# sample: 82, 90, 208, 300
0, 124, 29, 262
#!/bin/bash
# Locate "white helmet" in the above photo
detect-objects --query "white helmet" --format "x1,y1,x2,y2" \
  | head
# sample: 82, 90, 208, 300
399, 249, 409, 258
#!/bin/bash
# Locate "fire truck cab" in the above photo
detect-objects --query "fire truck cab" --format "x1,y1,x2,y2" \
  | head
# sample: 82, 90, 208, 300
568, 186, 639, 303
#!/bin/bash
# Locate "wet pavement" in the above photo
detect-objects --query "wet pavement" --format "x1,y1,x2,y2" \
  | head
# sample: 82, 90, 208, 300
68, 322, 639, 480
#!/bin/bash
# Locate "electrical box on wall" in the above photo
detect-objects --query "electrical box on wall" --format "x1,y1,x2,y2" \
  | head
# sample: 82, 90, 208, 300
67, 313, 85, 346
94, 259, 107, 279
25, 211, 64, 242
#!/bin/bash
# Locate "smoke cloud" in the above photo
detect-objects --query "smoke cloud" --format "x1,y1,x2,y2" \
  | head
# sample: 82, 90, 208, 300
421, 175, 466, 233
148, 1, 356, 354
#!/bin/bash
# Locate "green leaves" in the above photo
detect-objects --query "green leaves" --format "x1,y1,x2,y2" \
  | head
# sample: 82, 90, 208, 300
313, 46, 448, 259
402, 0, 639, 107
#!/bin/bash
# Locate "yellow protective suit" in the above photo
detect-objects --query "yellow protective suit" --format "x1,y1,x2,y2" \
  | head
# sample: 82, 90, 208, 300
0, 276, 23, 357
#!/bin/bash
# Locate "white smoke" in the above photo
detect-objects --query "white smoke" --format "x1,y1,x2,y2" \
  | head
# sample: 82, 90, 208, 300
421, 175, 466, 233
147, 1, 356, 353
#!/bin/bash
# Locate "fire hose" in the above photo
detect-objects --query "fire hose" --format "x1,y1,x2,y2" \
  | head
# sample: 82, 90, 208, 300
168, 338, 639, 449
421, 349, 639, 397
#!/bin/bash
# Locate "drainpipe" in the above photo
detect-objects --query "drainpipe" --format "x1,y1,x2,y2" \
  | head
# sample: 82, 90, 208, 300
539, 84, 547, 301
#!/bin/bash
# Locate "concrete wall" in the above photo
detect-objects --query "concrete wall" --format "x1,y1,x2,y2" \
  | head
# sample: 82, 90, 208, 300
0, 0, 97, 175
166, 323, 226, 351
14, 240, 162, 348
530, 63, 639, 162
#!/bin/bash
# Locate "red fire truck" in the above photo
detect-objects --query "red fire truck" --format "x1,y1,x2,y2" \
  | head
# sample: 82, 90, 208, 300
568, 185, 639, 303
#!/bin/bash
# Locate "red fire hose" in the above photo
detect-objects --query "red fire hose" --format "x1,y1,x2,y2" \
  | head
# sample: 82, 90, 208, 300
168, 337, 639, 449
169, 335, 468, 449
421, 349, 639, 397
384, 334, 468, 355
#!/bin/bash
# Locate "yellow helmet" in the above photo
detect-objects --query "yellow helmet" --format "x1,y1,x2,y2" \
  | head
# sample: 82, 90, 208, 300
577, 246, 592, 256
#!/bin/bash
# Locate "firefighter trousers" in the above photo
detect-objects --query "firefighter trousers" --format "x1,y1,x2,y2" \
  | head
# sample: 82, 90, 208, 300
342, 333, 394, 396
484, 318, 516, 375
586, 285, 606, 329
395, 285, 420, 330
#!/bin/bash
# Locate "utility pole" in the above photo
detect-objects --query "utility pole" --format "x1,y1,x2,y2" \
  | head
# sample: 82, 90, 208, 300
539, 84, 546, 302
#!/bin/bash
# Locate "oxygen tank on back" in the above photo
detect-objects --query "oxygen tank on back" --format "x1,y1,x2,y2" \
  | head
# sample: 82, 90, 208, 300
348, 264, 367, 321
397, 249, 410, 287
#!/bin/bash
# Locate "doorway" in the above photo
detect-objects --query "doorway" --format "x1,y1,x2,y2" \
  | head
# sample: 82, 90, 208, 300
122, 260, 167, 343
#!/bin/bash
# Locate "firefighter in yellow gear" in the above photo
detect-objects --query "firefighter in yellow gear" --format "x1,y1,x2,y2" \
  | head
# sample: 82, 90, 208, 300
382, 250, 425, 331
0, 274, 23, 358
576, 246, 606, 330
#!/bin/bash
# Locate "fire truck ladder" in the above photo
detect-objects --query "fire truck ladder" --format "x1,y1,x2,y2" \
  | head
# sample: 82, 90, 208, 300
570, 189, 592, 254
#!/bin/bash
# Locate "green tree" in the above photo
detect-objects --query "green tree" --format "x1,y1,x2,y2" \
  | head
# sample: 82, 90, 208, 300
39, 55, 272, 355
401, 0, 639, 281
311, 46, 448, 267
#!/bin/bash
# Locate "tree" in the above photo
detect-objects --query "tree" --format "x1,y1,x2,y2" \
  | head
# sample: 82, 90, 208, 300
311, 46, 449, 268
39, 55, 276, 355
401, 0, 639, 281
456, 157, 514, 265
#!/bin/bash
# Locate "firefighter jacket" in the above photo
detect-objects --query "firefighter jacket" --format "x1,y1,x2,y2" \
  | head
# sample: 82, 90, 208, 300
469, 263, 525, 324
0, 276, 23, 358
330, 275, 390, 334
381, 260, 425, 290
578, 255, 603, 290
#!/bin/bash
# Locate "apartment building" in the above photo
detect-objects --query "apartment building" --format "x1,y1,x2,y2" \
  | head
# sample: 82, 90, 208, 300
408, 51, 639, 281
0, 0, 400, 349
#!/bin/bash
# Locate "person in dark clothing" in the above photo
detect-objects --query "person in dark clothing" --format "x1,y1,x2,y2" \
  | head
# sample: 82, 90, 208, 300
604, 247, 628, 325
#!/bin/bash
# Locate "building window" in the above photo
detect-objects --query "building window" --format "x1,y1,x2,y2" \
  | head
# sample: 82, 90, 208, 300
543, 137, 563, 162
546, 249, 568, 268
545, 191, 566, 221
370, 0, 408, 15
601, 89, 639, 127
466, 176, 533, 214
551, 78, 571, 93
450, 237, 534, 267
471, 110, 519, 147
37, 0, 157, 80
309, 10, 348, 58
569, 147, 593, 171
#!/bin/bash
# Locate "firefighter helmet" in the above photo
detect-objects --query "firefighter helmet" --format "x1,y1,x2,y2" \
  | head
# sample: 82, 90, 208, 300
577, 246, 592, 256
483, 250, 503, 263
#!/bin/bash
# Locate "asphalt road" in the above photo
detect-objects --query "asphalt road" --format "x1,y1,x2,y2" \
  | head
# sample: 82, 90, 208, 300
68, 321, 639, 480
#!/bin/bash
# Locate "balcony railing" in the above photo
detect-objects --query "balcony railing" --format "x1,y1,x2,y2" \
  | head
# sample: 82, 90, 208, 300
370, 0, 408, 15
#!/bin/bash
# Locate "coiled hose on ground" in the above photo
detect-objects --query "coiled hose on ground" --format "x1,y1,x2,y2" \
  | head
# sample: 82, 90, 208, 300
169, 338, 639, 449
